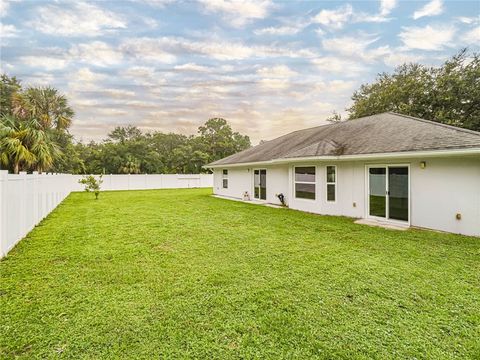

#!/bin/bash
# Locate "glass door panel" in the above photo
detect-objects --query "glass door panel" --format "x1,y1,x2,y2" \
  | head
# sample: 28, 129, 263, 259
369, 167, 386, 218
388, 167, 408, 221
260, 169, 266, 200
254, 169, 266, 200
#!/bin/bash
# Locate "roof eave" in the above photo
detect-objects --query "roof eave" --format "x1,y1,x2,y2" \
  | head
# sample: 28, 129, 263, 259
204, 147, 480, 168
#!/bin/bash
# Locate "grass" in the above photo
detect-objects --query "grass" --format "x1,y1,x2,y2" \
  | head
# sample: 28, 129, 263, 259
1, 189, 479, 359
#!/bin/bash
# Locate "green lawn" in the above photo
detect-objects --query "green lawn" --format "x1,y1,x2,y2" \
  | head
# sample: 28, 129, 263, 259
1, 189, 479, 359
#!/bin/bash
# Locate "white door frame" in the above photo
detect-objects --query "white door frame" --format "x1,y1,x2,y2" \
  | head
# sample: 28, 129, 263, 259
365, 164, 411, 225
253, 168, 267, 201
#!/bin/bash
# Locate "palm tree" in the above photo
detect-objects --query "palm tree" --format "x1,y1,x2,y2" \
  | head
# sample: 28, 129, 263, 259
118, 156, 141, 174
13, 87, 74, 131
0, 115, 36, 173
29, 126, 60, 173
0, 115, 61, 174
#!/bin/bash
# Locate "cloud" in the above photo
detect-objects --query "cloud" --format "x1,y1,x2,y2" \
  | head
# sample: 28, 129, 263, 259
355, 13, 391, 23
124, 66, 156, 78
380, 0, 397, 16
120, 37, 179, 63
313, 4, 353, 29
174, 63, 211, 72
383, 52, 424, 67
254, 25, 304, 36
321, 33, 401, 65
456, 17, 478, 25
96, 108, 129, 116
257, 65, 297, 90
30, 1, 126, 37
120, 36, 313, 62
122, 66, 163, 87
21, 55, 69, 70
256, 65, 297, 78
102, 89, 136, 99
312, 56, 366, 75
22, 72, 56, 87
0, 24, 18, 38
70, 41, 123, 67
124, 100, 158, 109
462, 26, 480, 45
412, 0, 443, 20
71, 67, 107, 83
199, 0, 272, 27
140, 0, 175, 8
322, 34, 379, 57
258, 78, 290, 90
0, 0, 11, 17
254, 19, 309, 36
68, 68, 107, 94
313, 3, 394, 29
325, 80, 357, 93
399, 25, 455, 50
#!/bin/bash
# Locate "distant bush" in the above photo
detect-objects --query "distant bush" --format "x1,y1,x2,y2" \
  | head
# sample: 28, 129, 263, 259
79, 175, 103, 200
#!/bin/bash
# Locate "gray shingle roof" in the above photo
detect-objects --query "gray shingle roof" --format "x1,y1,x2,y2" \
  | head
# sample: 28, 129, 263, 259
208, 112, 480, 166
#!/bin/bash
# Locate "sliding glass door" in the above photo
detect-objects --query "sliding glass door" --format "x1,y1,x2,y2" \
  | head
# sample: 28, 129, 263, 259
368, 166, 409, 222
254, 169, 267, 200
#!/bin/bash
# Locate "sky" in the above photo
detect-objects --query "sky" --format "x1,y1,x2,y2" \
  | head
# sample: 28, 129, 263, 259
0, 0, 479, 144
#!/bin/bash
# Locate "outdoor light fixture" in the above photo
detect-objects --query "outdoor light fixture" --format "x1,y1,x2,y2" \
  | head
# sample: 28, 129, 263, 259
456, 213, 462, 220
420, 161, 426, 169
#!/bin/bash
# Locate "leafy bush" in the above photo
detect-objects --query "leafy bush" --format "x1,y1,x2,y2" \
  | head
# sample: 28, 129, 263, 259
79, 175, 103, 200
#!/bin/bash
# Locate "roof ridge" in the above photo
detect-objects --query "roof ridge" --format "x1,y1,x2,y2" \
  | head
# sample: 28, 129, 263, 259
387, 112, 480, 137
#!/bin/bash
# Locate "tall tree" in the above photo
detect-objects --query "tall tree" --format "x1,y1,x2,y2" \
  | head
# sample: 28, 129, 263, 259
13, 87, 74, 131
107, 125, 142, 144
0, 75, 22, 117
348, 49, 480, 131
198, 118, 251, 162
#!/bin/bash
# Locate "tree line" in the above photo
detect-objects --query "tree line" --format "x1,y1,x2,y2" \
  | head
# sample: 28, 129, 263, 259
1, 49, 478, 174
73, 119, 250, 174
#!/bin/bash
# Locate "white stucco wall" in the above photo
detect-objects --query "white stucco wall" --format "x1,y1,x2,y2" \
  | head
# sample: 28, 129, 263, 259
287, 162, 365, 218
213, 166, 289, 205
212, 155, 480, 237
410, 157, 480, 236
213, 167, 251, 199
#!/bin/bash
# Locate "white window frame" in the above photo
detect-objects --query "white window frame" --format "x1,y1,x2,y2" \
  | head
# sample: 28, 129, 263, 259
253, 168, 267, 201
365, 164, 411, 225
326, 165, 337, 203
294, 165, 316, 201
222, 169, 228, 189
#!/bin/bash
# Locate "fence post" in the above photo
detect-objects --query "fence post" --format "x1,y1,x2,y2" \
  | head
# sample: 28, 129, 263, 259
19, 171, 27, 239
0, 170, 8, 257
32, 171, 39, 230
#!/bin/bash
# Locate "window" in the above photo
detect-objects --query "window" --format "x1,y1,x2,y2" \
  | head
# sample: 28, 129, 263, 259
294, 166, 316, 200
326, 166, 336, 202
222, 169, 228, 189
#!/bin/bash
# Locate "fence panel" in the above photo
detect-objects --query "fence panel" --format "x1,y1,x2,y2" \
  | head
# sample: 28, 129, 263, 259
0, 172, 213, 258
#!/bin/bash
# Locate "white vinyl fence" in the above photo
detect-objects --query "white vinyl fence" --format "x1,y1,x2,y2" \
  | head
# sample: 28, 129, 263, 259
0, 171, 213, 258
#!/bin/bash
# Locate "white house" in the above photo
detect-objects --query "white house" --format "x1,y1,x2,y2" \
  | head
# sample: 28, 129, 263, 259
206, 113, 480, 237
